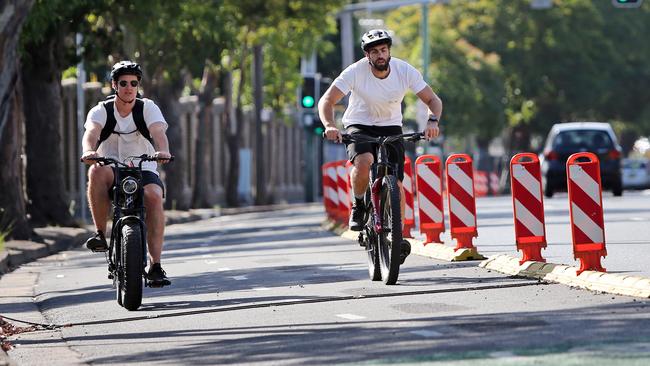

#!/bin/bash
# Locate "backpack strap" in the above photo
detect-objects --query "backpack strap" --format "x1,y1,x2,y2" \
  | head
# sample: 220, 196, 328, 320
97, 97, 152, 149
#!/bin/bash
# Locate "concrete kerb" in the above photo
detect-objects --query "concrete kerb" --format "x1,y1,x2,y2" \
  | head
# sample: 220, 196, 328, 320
324, 218, 650, 299
480, 254, 650, 298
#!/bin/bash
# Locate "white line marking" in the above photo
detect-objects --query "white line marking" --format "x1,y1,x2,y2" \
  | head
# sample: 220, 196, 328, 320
336, 313, 366, 320
252, 287, 271, 291
410, 329, 443, 338
216, 267, 231, 271
230, 275, 247, 280
204, 260, 219, 264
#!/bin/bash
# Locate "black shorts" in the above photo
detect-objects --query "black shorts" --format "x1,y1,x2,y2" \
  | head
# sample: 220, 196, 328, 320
345, 124, 405, 181
108, 168, 164, 200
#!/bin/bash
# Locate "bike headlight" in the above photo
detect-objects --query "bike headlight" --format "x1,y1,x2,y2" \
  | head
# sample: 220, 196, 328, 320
121, 178, 139, 195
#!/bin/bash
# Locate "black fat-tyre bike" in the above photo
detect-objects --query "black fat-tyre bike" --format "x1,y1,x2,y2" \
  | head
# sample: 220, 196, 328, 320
337, 132, 424, 285
84, 155, 172, 310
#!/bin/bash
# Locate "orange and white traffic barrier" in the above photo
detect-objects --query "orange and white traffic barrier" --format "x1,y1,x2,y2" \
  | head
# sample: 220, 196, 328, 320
445, 154, 478, 250
415, 155, 445, 243
402, 156, 416, 238
322, 162, 340, 221
510, 153, 547, 264
336, 160, 352, 225
567, 152, 607, 275
474, 171, 489, 197
489, 172, 500, 196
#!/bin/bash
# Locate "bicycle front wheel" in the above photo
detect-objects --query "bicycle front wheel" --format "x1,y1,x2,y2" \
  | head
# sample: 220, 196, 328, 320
378, 175, 402, 285
119, 222, 144, 311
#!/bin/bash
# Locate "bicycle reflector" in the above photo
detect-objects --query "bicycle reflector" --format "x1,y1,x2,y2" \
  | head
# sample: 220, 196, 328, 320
121, 177, 139, 194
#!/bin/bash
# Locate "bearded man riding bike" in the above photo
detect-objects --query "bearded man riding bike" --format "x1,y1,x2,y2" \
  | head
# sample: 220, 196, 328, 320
80, 60, 172, 287
318, 29, 443, 263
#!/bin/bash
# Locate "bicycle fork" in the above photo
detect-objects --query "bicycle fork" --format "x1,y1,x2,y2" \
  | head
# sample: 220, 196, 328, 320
371, 178, 383, 233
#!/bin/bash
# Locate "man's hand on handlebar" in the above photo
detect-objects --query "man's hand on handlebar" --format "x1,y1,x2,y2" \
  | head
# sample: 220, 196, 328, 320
154, 151, 172, 164
324, 126, 342, 143
424, 122, 440, 141
81, 150, 99, 165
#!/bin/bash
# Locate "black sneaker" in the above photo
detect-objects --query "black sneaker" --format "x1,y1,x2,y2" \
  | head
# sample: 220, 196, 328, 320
400, 240, 411, 264
349, 201, 365, 231
85, 231, 108, 252
146, 263, 171, 288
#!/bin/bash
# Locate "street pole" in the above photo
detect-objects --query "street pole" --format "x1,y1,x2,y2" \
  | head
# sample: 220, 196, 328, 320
253, 44, 265, 205
76, 33, 87, 223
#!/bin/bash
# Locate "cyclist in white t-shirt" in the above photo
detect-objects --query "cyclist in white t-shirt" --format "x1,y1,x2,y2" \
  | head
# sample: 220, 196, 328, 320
80, 61, 172, 287
319, 29, 443, 263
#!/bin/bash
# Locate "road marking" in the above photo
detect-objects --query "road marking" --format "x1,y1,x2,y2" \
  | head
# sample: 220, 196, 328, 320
410, 329, 443, 338
204, 260, 219, 264
216, 267, 231, 271
56, 274, 65, 278
252, 287, 271, 291
202, 254, 213, 258
631, 217, 646, 221
336, 313, 366, 320
230, 275, 247, 280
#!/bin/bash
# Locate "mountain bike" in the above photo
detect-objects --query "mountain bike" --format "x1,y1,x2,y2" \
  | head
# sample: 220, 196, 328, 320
336, 132, 424, 285
83, 154, 172, 310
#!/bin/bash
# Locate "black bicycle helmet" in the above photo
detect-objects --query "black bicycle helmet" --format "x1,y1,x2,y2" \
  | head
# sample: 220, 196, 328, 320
110, 60, 143, 81
360, 29, 392, 52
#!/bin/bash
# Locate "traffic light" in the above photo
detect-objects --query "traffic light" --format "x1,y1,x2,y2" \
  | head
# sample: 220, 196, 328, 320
612, 0, 643, 8
300, 76, 316, 109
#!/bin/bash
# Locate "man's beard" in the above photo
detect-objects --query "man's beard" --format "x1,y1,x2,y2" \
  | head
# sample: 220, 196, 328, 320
370, 56, 391, 72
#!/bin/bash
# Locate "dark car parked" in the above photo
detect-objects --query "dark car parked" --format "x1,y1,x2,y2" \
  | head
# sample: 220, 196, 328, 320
540, 122, 623, 198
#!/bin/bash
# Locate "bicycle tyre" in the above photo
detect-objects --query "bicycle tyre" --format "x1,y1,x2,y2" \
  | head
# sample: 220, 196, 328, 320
378, 175, 402, 285
120, 222, 143, 311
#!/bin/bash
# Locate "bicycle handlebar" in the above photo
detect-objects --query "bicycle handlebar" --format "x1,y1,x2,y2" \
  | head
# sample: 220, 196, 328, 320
80, 154, 175, 167
322, 131, 425, 145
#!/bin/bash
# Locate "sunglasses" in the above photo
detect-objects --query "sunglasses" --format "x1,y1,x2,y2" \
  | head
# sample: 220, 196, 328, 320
118, 80, 139, 88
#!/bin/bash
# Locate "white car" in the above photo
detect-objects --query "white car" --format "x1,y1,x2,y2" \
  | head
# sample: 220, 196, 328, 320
622, 158, 650, 190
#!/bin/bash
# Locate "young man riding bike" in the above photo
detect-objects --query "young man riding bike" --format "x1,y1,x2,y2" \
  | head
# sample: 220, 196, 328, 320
318, 29, 443, 263
80, 61, 173, 287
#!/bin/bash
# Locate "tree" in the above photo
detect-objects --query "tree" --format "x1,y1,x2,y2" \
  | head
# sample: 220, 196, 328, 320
20, 0, 107, 227
0, 0, 35, 239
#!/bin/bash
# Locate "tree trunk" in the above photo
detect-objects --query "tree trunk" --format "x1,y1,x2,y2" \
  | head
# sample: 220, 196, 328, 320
22, 32, 77, 227
222, 69, 240, 207
192, 61, 219, 208
147, 75, 187, 210
0, 0, 35, 240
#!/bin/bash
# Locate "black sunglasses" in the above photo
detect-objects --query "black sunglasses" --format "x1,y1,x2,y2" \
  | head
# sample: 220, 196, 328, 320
118, 80, 139, 88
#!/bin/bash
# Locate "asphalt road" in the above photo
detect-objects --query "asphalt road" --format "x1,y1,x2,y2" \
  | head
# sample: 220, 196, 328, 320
2, 200, 650, 365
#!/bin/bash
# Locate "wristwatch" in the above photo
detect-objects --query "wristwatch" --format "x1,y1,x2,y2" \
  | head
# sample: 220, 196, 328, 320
427, 114, 439, 123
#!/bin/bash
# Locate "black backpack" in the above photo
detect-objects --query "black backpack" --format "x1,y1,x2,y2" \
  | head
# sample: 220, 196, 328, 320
97, 94, 152, 148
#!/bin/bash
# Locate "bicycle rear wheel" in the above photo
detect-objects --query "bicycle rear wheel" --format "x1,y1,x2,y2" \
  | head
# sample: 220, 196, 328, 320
378, 175, 402, 285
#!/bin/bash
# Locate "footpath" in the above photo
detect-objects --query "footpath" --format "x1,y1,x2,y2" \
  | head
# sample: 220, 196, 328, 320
0, 203, 314, 365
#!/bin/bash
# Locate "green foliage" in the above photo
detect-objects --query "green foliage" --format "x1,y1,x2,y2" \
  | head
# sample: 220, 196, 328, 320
385, 0, 650, 148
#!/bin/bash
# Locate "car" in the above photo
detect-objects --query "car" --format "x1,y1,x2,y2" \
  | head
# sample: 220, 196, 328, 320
540, 122, 623, 198
622, 158, 650, 190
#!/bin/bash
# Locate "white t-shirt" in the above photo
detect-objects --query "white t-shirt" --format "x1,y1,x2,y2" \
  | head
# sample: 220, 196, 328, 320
85, 98, 167, 174
332, 57, 428, 127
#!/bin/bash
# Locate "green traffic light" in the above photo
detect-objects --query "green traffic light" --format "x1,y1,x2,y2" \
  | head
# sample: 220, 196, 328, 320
302, 96, 315, 108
